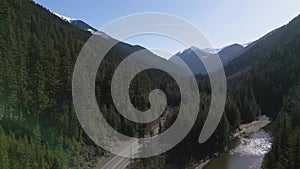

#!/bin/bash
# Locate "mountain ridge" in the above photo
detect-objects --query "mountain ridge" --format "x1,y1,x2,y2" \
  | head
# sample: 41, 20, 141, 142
225, 14, 300, 77
53, 12, 103, 35
170, 43, 246, 75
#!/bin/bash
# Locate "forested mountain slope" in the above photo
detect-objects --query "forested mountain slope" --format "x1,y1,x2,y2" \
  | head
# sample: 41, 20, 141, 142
225, 16, 300, 169
225, 14, 300, 77
162, 14, 300, 168
0, 0, 250, 168
0, 0, 173, 168
1, 0, 300, 169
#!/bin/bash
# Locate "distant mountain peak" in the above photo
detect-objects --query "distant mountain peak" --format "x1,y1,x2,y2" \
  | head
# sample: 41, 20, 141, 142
221, 43, 244, 51
182, 46, 210, 54
53, 12, 110, 39
171, 43, 245, 75
53, 12, 76, 23
201, 48, 220, 54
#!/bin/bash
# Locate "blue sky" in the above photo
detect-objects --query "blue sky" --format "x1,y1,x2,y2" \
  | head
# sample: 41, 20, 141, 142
34, 0, 300, 59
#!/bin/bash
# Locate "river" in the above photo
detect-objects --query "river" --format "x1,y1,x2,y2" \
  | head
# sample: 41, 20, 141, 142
199, 116, 272, 169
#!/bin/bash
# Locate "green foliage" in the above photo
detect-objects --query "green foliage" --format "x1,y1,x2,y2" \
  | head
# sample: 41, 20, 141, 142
163, 92, 233, 167
0, 0, 177, 168
263, 86, 300, 169
225, 95, 241, 129
0, 0, 91, 168
2, 0, 300, 168
130, 156, 166, 169
4, 132, 83, 169
0, 126, 9, 169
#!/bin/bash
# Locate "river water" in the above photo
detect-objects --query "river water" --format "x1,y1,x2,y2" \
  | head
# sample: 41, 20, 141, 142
203, 129, 272, 169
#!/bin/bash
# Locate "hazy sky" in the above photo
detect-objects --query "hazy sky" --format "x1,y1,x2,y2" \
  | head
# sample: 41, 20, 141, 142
34, 0, 300, 59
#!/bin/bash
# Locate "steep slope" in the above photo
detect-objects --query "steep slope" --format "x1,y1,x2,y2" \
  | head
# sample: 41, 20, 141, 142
70, 20, 97, 32
232, 30, 300, 118
0, 0, 92, 168
227, 21, 300, 169
0, 0, 175, 168
225, 14, 300, 76
218, 43, 245, 65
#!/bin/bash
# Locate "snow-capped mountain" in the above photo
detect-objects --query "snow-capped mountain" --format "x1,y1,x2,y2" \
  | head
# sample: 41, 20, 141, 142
201, 48, 221, 54
242, 41, 253, 47
53, 13, 110, 39
193, 41, 252, 56
170, 44, 245, 75
54, 12, 76, 23
54, 12, 96, 32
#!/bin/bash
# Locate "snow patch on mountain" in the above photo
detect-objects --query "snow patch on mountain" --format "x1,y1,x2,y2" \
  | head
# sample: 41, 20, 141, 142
202, 48, 221, 54
53, 12, 76, 23
53, 12, 111, 39
242, 41, 253, 47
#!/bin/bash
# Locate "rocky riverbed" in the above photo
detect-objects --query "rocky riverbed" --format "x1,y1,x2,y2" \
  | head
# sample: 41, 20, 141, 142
196, 116, 271, 169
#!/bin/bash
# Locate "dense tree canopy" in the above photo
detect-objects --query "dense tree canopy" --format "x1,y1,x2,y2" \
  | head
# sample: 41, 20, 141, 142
1, 0, 300, 168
